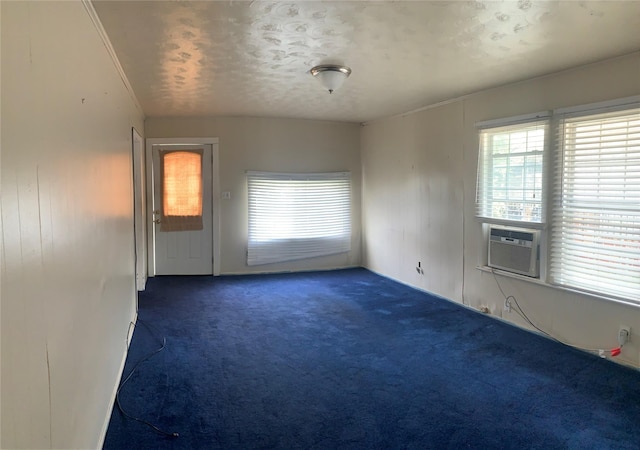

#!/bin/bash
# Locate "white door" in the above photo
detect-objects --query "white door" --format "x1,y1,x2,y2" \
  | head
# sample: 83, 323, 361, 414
151, 143, 213, 275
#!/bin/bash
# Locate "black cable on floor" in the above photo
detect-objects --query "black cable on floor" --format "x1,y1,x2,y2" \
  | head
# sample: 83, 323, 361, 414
115, 318, 179, 438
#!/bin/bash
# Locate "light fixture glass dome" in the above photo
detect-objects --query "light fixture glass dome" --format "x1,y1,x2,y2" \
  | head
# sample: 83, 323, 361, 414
310, 65, 352, 94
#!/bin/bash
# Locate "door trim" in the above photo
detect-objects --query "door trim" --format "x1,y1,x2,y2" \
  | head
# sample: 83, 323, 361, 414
145, 137, 221, 276
132, 128, 147, 290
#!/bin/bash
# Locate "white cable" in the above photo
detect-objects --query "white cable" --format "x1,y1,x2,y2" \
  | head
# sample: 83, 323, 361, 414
490, 269, 611, 354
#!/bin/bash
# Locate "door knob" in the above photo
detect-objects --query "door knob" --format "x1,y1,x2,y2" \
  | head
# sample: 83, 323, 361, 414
153, 219, 161, 224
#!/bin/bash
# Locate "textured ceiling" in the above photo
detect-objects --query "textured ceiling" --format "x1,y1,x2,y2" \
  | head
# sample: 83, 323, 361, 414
92, 0, 640, 123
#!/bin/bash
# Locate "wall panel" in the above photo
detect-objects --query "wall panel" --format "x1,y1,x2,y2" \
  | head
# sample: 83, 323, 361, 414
362, 103, 464, 301
1, 2, 144, 448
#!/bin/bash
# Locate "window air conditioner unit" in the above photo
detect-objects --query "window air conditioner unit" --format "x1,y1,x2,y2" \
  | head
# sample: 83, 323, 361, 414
488, 225, 540, 278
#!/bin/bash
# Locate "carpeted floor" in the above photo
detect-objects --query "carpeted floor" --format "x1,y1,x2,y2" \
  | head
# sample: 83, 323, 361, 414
104, 268, 640, 449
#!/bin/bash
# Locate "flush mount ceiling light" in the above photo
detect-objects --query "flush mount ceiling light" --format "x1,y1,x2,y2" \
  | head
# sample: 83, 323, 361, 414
310, 64, 352, 94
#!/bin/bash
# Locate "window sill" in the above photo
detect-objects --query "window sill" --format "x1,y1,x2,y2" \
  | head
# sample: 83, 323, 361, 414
476, 265, 546, 284
475, 265, 639, 309
475, 217, 546, 230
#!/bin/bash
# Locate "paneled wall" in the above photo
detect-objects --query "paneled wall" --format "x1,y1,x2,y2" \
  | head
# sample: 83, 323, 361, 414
146, 117, 361, 274
361, 53, 640, 368
1, 2, 144, 448
361, 103, 464, 301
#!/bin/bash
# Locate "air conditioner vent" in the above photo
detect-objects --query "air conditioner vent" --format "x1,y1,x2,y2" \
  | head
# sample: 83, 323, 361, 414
488, 225, 539, 277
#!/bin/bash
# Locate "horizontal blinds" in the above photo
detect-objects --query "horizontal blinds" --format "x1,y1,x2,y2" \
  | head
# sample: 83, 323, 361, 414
247, 171, 351, 266
550, 107, 640, 302
476, 120, 548, 223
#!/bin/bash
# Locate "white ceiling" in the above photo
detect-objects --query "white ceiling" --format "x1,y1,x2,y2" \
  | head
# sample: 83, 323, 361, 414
92, 1, 640, 123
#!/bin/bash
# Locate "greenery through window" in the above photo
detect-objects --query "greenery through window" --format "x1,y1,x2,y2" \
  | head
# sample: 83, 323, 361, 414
476, 120, 547, 224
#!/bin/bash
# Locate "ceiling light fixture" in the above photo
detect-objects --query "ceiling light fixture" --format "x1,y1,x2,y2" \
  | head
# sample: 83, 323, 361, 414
310, 64, 352, 94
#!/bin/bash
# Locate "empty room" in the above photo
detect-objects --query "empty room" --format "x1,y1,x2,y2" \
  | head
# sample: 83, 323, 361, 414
2, 1, 639, 449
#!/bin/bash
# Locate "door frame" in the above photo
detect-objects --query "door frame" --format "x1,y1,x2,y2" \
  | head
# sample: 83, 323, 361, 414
145, 137, 221, 277
132, 127, 147, 290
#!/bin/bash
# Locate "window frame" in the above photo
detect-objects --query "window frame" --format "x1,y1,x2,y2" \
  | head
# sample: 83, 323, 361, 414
475, 112, 550, 229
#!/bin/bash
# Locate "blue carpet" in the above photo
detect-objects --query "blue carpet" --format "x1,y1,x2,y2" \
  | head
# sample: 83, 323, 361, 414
104, 268, 640, 449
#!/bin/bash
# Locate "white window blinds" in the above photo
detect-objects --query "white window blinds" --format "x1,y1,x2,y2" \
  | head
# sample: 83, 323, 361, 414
247, 171, 351, 266
550, 106, 640, 302
476, 119, 548, 224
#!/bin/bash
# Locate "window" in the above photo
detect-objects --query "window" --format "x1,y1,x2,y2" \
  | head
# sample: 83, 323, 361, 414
476, 118, 548, 224
247, 171, 351, 266
160, 150, 204, 231
550, 106, 640, 301
163, 151, 203, 216
476, 98, 640, 303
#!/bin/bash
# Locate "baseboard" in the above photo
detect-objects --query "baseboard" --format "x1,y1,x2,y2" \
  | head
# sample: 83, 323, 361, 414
221, 264, 362, 276
96, 309, 138, 448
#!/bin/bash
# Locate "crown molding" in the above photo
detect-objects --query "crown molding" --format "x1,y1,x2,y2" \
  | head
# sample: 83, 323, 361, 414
81, 0, 145, 118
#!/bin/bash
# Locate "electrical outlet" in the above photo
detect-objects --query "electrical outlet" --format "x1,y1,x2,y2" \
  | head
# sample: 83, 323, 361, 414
504, 299, 511, 313
618, 325, 631, 346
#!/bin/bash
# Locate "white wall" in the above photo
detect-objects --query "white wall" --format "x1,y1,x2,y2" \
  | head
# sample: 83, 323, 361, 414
361, 102, 464, 301
362, 53, 640, 368
1, 2, 144, 448
145, 117, 361, 274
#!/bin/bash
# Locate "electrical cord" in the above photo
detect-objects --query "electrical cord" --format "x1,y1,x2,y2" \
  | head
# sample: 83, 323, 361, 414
490, 270, 545, 334
116, 318, 179, 438
490, 268, 620, 356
